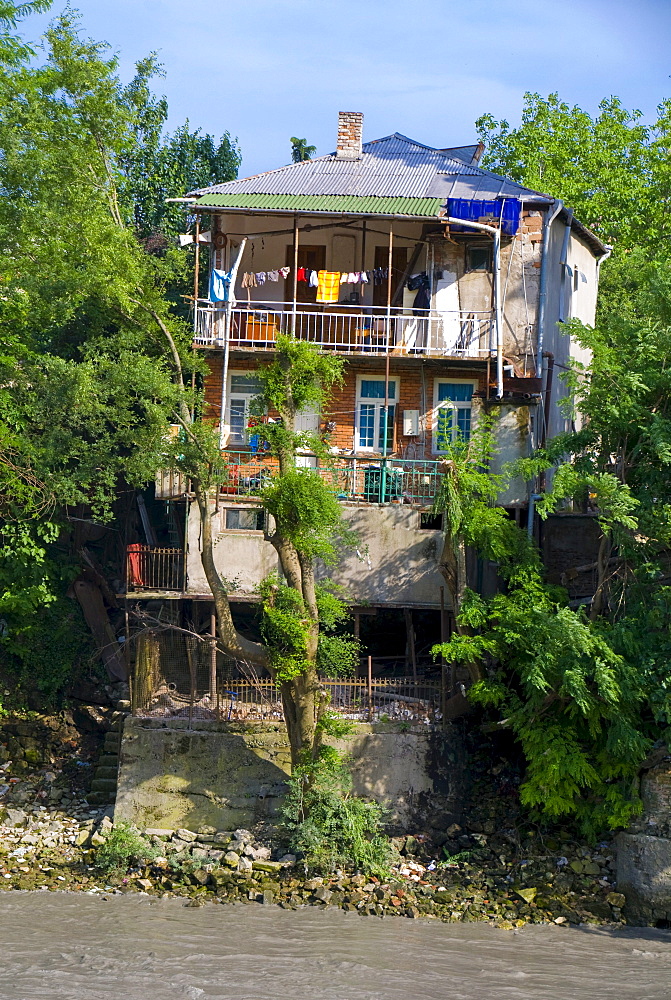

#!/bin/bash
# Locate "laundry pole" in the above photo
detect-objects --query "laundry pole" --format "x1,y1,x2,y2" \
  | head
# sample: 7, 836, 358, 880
219, 237, 248, 450
291, 214, 299, 336
381, 224, 393, 500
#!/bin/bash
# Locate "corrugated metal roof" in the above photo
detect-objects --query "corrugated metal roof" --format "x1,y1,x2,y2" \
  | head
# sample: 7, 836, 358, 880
186, 132, 606, 253
192, 193, 443, 217
189, 134, 502, 200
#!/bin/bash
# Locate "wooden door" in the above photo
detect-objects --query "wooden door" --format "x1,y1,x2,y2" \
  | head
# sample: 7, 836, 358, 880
373, 246, 408, 307
285, 244, 326, 304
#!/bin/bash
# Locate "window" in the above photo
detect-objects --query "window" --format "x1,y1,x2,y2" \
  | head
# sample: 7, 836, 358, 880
355, 377, 398, 453
224, 507, 265, 531
465, 245, 492, 272
227, 372, 263, 446
433, 380, 476, 451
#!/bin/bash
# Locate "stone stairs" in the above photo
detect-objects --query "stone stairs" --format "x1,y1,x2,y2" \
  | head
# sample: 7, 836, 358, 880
87, 701, 130, 806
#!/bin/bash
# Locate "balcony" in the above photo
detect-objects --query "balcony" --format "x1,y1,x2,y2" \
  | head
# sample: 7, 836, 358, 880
193, 300, 493, 359
126, 545, 185, 593
154, 454, 444, 506
217, 451, 443, 506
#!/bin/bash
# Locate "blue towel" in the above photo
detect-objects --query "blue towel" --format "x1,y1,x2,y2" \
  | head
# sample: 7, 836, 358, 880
210, 268, 233, 302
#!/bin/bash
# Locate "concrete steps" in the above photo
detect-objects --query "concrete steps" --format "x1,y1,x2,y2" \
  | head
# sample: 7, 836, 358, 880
87, 701, 129, 806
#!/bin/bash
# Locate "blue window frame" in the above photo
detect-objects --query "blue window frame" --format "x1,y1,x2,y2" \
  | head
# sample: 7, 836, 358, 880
434, 381, 475, 450
356, 378, 397, 453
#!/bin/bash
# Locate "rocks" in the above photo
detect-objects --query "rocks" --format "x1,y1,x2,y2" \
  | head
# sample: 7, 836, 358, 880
4, 808, 27, 828
176, 829, 197, 843
251, 860, 283, 873
223, 851, 240, 868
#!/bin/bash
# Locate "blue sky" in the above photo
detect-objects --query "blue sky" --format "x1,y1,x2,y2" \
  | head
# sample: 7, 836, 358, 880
25, 0, 671, 178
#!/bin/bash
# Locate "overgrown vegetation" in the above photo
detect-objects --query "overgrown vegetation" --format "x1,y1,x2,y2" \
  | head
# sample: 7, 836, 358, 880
95, 824, 157, 875
280, 743, 391, 876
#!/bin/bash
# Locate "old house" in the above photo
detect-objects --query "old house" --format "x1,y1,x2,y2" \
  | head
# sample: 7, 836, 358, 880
126, 112, 607, 673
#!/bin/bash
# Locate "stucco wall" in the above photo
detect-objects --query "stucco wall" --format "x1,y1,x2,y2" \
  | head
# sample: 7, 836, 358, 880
185, 500, 447, 608
115, 717, 466, 835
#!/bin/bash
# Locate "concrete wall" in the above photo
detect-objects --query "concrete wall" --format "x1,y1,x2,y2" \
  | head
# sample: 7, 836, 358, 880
185, 500, 447, 608
115, 717, 466, 835
617, 762, 671, 926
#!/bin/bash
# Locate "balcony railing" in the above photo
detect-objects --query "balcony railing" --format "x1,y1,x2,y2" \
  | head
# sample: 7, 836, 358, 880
126, 545, 185, 592
193, 299, 493, 358
218, 451, 443, 506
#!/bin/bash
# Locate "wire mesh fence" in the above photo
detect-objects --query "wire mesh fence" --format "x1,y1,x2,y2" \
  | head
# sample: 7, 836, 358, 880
128, 627, 443, 725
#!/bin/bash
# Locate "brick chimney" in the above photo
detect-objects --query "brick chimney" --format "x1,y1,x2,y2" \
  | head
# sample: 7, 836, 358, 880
336, 111, 364, 159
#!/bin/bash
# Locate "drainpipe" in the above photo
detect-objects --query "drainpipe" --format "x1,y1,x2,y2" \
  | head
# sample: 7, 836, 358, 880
528, 493, 542, 540
535, 199, 564, 378
442, 216, 503, 397
218, 237, 248, 451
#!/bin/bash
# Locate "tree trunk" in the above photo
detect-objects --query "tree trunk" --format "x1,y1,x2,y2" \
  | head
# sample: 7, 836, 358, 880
437, 531, 482, 683
280, 667, 320, 768
133, 631, 160, 711
194, 481, 269, 666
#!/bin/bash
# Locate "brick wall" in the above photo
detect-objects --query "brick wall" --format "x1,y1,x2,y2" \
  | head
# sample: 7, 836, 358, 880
203, 353, 487, 459
336, 111, 364, 159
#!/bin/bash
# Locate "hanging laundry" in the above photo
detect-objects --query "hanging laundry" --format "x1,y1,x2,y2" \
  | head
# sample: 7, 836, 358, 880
255, 272, 266, 285
297, 267, 307, 282
209, 268, 233, 303
279, 266, 290, 279
340, 272, 348, 284
360, 271, 369, 284
316, 270, 341, 303
309, 270, 319, 288
267, 270, 280, 282
241, 272, 257, 288
346, 272, 358, 283
407, 272, 431, 315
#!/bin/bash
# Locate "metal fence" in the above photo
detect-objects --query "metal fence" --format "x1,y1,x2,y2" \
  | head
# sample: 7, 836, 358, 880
218, 452, 443, 506
129, 629, 443, 723
193, 300, 492, 359
126, 545, 184, 592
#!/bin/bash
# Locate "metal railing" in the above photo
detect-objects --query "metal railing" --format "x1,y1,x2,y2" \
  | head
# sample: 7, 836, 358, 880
126, 545, 185, 592
193, 299, 493, 359
217, 451, 443, 506
134, 675, 443, 723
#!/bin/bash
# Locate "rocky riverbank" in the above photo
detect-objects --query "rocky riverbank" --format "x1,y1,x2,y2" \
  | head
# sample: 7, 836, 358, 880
0, 714, 627, 926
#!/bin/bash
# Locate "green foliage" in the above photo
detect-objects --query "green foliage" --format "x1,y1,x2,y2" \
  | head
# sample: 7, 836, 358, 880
290, 137, 316, 163
442, 588, 649, 838
280, 750, 391, 876
262, 469, 354, 563
119, 54, 241, 242
95, 823, 158, 875
476, 91, 671, 318
2, 593, 97, 707
259, 577, 359, 682
432, 414, 651, 837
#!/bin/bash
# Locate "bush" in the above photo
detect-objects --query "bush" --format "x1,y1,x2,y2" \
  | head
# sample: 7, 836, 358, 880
95, 823, 157, 875
280, 749, 392, 876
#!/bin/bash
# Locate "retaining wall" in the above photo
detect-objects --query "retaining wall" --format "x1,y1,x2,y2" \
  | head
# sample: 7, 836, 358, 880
114, 717, 466, 835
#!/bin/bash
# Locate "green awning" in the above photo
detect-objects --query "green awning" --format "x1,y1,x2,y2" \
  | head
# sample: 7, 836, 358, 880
193, 193, 443, 217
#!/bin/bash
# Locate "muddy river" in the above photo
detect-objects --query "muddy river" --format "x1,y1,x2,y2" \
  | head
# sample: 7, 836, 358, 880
0, 893, 670, 999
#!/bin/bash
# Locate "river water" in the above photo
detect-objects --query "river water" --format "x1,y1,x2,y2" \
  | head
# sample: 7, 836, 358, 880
0, 893, 670, 999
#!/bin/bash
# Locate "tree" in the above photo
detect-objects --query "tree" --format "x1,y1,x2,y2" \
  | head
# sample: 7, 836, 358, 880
290, 136, 316, 162
0, 1, 51, 65
167, 335, 359, 767
432, 422, 650, 837
476, 91, 671, 318
120, 55, 241, 242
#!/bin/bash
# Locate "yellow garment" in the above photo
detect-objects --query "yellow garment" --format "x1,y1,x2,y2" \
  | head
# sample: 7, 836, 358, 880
316, 270, 341, 304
